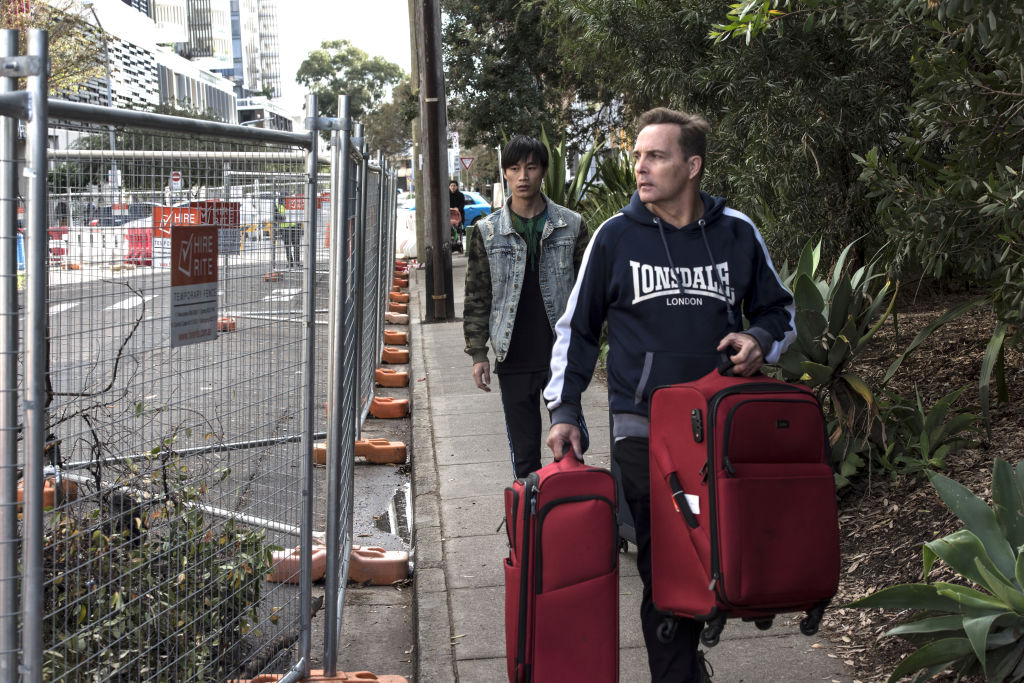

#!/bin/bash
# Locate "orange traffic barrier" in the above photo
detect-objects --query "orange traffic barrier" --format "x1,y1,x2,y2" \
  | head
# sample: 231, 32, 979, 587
383, 329, 407, 345
369, 397, 408, 419
64, 262, 81, 271
18, 476, 79, 512
355, 439, 406, 464
389, 291, 410, 304
387, 302, 408, 314
306, 671, 408, 682
266, 545, 328, 584
313, 441, 327, 465
263, 271, 280, 282
349, 545, 410, 585
393, 277, 408, 288
384, 312, 409, 325
228, 675, 283, 683
218, 316, 237, 332
375, 368, 409, 387
381, 346, 409, 364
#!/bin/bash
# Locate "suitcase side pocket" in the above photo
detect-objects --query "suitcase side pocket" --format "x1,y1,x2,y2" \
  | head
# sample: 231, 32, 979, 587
716, 463, 840, 608
535, 494, 617, 594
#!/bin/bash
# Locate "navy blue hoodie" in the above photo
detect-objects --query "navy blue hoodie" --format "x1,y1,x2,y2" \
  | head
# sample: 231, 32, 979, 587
544, 191, 796, 438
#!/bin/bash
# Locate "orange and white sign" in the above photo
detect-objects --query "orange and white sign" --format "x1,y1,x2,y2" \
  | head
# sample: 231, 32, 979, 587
169, 225, 219, 347
153, 207, 200, 267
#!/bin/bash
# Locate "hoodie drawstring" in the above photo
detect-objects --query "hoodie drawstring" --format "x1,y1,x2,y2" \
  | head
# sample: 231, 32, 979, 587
655, 217, 737, 331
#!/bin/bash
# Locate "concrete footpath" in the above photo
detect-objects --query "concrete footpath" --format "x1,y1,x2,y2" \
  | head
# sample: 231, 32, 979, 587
408, 255, 856, 682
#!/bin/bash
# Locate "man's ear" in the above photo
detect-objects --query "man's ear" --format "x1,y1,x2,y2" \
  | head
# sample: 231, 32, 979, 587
689, 155, 703, 180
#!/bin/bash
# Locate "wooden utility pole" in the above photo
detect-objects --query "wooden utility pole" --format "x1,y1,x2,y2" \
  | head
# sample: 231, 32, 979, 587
414, 0, 454, 321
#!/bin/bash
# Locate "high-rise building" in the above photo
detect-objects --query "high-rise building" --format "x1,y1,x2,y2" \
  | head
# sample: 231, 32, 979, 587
175, 0, 233, 71
214, 0, 280, 99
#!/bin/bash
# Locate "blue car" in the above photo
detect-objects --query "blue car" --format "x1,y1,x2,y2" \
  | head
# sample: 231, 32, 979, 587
461, 191, 492, 225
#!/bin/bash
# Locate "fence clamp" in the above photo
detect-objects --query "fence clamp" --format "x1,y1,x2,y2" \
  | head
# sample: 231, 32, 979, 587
1, 56, 43, 77
305, 116, 343, 132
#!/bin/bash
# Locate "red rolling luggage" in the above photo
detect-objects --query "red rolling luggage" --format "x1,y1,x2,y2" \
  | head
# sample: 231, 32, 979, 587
504, 451, 619, 683
648, 367, 840, 647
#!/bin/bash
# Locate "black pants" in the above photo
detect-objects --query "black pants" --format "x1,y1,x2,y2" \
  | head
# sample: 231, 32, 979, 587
281, 227, 301, 266
496, 369, 547, 479
615, 436, 703, 682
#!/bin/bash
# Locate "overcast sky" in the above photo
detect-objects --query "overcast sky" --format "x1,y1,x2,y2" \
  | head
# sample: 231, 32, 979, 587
276, 0, 413, 114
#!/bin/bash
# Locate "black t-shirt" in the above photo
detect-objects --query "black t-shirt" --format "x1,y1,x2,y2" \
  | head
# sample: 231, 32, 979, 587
496, 242, 553, 375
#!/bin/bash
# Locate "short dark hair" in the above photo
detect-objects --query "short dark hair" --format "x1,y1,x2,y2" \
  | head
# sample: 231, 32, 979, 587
502, 135, 548, 171
449, 180, 459, 188
637, 108, 710, 171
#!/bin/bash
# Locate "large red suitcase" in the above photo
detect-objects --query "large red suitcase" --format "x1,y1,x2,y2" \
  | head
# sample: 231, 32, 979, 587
648, 368, 840, 647
504, 452, 619, 682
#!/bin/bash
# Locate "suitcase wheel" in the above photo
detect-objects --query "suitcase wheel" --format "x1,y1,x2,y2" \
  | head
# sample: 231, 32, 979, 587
754, 617, 773, 631
618, 538, 630, 553
700, 615, 726, 648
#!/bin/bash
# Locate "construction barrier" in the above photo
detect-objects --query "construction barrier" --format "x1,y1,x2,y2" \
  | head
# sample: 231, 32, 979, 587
266, 545, 328, 584
382, 330, 407, 346
374, 368, 409, 387
384, 312, 409, 325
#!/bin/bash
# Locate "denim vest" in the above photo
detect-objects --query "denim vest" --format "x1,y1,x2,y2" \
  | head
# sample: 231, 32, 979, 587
477, 196, 583, 362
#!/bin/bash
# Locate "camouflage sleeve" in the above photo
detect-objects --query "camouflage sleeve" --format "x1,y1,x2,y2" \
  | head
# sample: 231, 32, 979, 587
463, 223, 492, 363
573, 219, 590, 275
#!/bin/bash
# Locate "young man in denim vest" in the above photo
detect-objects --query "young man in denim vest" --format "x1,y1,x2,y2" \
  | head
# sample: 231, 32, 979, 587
463, 135, 590, 478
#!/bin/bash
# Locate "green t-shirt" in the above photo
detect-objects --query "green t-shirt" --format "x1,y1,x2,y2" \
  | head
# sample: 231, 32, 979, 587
510, 209, 547, 269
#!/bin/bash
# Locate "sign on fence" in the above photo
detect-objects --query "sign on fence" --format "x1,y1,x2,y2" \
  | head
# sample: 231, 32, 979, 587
169, 224, 219, 347
153, 206, 200, 268
191, 200, 241, 255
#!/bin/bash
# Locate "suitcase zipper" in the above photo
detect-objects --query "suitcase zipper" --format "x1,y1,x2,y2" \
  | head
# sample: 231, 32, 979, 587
516, 472, 540, 677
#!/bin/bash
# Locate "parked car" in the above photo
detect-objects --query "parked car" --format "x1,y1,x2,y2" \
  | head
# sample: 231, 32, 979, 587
462, 191, 492, 225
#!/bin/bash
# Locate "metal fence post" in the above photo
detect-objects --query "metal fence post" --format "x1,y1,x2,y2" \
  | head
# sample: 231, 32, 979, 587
324, 95, 353, 677
295, 93, 320, 679
21, 29, 49, 683
0, 28, 20, 683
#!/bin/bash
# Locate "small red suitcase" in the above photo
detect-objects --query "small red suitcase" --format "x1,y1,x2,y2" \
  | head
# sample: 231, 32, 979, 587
504, 452, 619, 683
648, 368, 840, 647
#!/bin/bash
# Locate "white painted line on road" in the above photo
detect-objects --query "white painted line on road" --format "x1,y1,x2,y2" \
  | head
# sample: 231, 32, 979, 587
50, 302, 79, 314
106, 295, 156, 311
265, 288, 301, 302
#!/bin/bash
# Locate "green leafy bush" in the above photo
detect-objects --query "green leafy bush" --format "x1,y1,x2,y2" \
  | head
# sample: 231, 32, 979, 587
774, 240, 895, 486
850, 458, 1024, 682
43, 500, 274, 680
877, 386, 981, 476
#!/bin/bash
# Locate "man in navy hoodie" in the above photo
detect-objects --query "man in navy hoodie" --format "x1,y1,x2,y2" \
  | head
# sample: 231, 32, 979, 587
544, 108, 796, 681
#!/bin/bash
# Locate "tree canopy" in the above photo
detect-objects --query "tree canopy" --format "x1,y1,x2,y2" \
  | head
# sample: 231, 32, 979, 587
296, 39, 405, 123
2, 0, 104, 94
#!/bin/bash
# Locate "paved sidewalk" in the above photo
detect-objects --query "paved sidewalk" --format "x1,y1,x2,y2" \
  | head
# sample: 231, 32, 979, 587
409, 256, 855, 682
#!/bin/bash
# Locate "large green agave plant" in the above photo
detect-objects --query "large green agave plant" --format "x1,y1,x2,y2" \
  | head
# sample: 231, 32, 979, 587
851, 458, 1024, 682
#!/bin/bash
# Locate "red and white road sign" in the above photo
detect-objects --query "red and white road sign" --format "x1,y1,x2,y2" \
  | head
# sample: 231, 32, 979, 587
169, 170, 182, 190
460, 157, 474, 170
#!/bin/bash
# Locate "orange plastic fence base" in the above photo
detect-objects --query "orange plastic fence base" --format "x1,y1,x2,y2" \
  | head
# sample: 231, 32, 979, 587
369, 397, 409, 419
266, 545, 327, 584
263, 271, 280, 282
394, 260, 408, 268
388, 291, 409, 304
18, 477, 79, 512
313, 441, 327, 465
384, 312, 409, 325
64, 262, 81, 270
383, 329, 407, 346
375, 367, 409, 387
354, 439, 407, 464
393, 277, 408, 288
387, 302, 408, 314
218, 316, 237, 332
349, 545, 410, 585
381, 346, 409, 364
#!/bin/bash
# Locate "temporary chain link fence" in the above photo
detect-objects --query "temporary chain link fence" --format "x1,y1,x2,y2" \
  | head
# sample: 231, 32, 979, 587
0, 31, 398, 682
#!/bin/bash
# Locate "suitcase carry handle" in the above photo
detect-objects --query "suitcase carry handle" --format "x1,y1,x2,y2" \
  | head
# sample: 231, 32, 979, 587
555, 445, 585, 470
